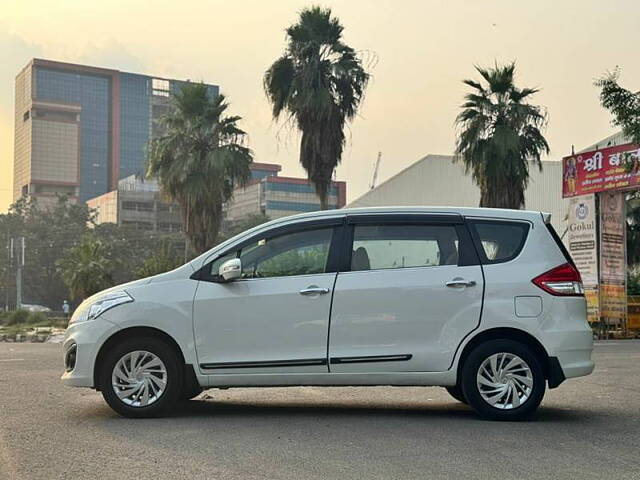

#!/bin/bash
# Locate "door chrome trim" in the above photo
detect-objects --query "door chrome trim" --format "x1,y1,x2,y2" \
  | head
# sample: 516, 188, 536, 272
330, 354, 413, 364
200, 358, 328, 370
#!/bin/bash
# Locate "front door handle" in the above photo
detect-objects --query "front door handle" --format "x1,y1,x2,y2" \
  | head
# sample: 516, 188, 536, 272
446, 278, 476, 288
299, 286, 330, 296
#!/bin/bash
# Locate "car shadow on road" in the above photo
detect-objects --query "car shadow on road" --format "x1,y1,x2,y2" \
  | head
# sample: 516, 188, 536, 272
156, 397, 596, 424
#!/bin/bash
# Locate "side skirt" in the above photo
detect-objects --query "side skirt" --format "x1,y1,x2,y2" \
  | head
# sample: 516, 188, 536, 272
203, 371, 457, 388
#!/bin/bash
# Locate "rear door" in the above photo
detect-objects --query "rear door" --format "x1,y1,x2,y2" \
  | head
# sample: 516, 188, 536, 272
328, 214, 484, 373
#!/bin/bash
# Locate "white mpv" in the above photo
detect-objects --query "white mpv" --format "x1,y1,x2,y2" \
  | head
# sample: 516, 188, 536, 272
62, 207, 594, 420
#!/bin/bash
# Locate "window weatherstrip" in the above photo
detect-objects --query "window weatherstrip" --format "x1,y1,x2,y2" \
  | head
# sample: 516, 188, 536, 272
346, 214, 463, 225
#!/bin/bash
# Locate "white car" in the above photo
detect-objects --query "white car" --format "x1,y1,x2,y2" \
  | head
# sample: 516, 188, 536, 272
62, 207, 594, 420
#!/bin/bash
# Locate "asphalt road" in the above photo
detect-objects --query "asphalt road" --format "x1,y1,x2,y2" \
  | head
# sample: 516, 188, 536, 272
0, 341, 639, 480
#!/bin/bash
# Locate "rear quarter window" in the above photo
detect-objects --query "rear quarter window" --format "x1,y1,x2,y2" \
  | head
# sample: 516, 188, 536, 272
468, 220, 530, 264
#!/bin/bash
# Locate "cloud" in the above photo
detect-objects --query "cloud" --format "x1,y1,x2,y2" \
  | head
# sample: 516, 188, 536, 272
0, 30, 43, 111
78, 41, 146, 73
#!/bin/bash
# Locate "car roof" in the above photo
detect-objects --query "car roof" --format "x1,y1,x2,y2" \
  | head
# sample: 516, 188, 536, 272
277, 206, 545, 223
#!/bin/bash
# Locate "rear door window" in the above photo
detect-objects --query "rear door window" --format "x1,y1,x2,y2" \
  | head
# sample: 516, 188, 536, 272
469, 220, 529, 264
350, 224, 460, 271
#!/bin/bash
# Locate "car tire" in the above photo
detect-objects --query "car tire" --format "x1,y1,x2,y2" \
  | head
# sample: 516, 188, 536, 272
99, 336, 182, 418
461, 339, 545, 421
445, 385, 467, 404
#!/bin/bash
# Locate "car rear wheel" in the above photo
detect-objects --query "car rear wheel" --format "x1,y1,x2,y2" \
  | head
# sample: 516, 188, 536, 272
461, 339, 545, 421
445, 385, 467, 404
99, 337, 182, 418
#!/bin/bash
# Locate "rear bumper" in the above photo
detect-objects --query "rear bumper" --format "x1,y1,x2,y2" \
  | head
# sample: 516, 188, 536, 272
547, 328, 594, 381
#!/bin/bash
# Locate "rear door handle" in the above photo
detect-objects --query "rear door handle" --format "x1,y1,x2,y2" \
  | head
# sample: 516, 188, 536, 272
446, 278, 476, 288
299, 286, 330, 296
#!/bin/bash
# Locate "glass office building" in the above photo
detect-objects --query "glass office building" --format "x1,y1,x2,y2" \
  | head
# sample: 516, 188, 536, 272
13, 58, 218, 206
225, 162, 347, 224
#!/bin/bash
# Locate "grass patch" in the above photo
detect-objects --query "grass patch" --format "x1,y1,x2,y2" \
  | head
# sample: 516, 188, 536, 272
0, 311, 68, 337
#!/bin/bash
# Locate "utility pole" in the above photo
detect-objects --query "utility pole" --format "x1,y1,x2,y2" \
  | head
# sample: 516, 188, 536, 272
11, 237, 25, 310
4, 237, 9, 311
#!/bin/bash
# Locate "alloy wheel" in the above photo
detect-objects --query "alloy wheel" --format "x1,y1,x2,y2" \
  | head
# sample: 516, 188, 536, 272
111, 350, 168, 407
476, 352, 533, 410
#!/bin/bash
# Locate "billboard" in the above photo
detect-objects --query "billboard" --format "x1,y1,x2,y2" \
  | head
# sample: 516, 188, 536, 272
562, 143, 640, 198
599, 191, 627, 324
565, 194, 599, 323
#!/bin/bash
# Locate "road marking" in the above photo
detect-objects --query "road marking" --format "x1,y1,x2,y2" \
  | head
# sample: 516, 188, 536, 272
0, 358, 25, 362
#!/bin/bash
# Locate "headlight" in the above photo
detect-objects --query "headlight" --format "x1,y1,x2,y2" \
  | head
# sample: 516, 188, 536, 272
70, 291, 134, 325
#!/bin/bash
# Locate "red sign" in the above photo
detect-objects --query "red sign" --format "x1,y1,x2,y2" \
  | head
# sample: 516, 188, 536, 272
562, 143, 640, 198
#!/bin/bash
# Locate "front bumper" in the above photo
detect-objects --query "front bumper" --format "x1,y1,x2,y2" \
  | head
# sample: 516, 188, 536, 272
61, 316, 117, 388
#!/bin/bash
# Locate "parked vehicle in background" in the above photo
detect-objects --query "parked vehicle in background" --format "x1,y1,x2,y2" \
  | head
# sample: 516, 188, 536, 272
61, 207, 594, 420
21, 304, 52, 313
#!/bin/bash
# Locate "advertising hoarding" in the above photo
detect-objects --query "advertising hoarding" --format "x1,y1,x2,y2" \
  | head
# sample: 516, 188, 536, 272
599, 192, 627, 325
565, 194, 599, 323
562, 143, 640, 198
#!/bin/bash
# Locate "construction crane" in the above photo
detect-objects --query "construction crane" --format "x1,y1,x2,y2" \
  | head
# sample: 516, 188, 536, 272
370, 151, 382, 190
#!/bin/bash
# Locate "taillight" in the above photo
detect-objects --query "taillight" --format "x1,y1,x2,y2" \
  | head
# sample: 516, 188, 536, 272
532, 263, 584, 296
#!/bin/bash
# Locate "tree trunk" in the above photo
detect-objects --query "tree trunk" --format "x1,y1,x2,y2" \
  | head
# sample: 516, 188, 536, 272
319, 194, 329, 210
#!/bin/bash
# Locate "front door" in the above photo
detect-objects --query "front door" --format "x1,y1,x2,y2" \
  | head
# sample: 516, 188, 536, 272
328, 216, 484, 373
193, 225, 339, 374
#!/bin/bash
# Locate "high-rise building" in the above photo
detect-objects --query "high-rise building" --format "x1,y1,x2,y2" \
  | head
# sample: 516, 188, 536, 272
13, 58, 218, 207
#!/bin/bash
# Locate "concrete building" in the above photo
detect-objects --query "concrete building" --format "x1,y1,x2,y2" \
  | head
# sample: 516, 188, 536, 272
88, 162, 347, 231
87, 175, 182, 232
13, 58, 218, 207
224, 162, 347, 224
348, 154, 568, 233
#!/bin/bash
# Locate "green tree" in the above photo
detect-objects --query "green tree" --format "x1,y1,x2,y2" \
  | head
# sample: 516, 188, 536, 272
595, 68, 640, 145
58, 234, 116, 301
455, 62, 549, 209
147, 84, 253, 255
218, 213, 271, 245
134, 238, 183, 279
626, 192, 640, 267
92, 223, 184, 282
264, 6, 370, 209
0, 196, 94, 309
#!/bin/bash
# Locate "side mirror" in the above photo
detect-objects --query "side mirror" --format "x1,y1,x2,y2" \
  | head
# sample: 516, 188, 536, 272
219, 258, 242, 282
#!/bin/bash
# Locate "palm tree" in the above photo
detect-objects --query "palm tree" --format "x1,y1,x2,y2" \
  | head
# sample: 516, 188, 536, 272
455, 62, 549, 209
58, 234, 115, 301
264, 6, 370, 210
148, 84, 253, 254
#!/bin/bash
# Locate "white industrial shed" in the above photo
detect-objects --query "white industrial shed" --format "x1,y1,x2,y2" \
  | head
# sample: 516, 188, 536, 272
348, 154, 569, 233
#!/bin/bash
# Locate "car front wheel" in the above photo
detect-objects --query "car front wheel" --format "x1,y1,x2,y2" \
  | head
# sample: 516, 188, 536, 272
461, 339, 545, 421
99, 337, 182, 418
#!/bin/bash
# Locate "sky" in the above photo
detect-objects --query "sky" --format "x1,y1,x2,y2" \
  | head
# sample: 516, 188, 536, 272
1, 0, 639, 212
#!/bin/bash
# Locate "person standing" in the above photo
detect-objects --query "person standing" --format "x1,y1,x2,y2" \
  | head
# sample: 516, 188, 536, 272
62, 300, 70, 320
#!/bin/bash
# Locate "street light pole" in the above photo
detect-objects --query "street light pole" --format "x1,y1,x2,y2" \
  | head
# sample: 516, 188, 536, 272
13, 237, 25, 310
